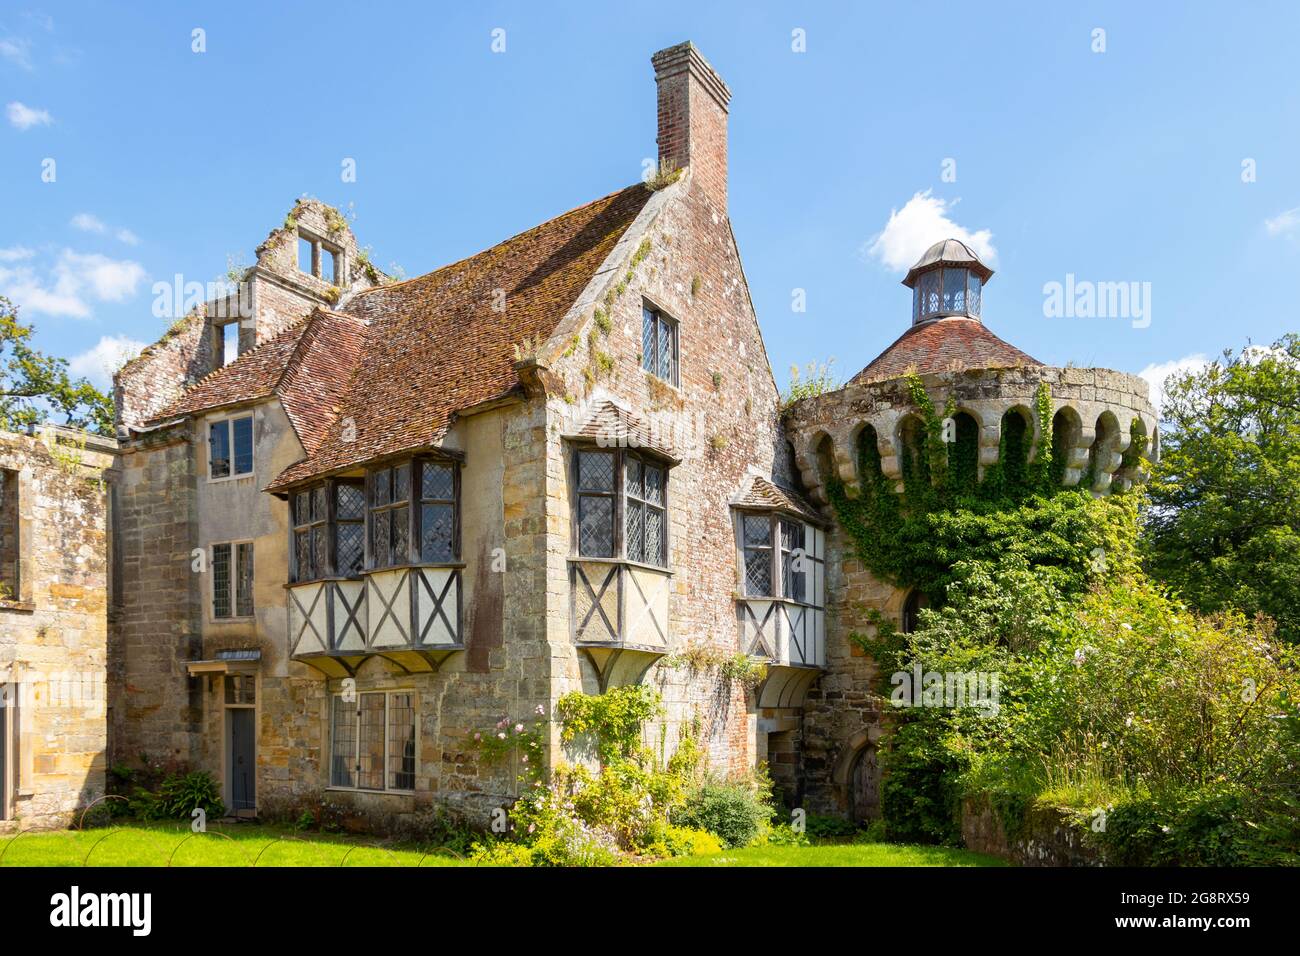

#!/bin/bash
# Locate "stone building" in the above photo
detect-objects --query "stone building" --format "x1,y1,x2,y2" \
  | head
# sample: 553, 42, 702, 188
107, 42, 1155, 827
0, 425, 117, 829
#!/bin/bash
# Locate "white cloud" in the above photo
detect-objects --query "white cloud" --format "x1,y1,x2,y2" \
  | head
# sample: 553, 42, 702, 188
6, 100, 51, 129
72, 213, 140, 245
0, 249, 146, 318
1138, 354, 1209, 410
68, 335, 147, 389
0, 246, 35, 262
1265, 207, 1300, 237
70, 212, 107, 234
56, 250, 145, 302
864, 190, 997, 273
0, 37, 33, 70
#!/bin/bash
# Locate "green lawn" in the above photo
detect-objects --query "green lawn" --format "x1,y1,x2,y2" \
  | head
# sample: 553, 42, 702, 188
0, 823, 1005, 867
659, 842, 1008, 867
0, 823, 466, 867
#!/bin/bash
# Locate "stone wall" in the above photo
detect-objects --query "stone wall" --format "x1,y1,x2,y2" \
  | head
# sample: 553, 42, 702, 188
961, 794, 1099, 866
0, 426, 116, 829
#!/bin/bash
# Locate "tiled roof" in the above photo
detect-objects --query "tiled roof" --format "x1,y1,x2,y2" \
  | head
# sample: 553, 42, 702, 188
565, 400, 680, 462
732, 475, 823, 522
268, 183, 652, 490
850, 317, 1041, 385
149, 310, 368, 455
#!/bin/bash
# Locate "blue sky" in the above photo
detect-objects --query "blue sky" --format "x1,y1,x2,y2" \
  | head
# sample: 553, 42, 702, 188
3, 1, 1299, 403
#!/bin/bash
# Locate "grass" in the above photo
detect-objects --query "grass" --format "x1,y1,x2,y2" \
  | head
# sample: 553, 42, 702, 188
0, 823, 1006, 867
659, 842, 1008, 867
0, 823, 467, 868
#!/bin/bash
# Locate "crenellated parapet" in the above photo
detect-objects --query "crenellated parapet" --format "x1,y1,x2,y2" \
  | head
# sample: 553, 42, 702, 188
784, 365, 1156, 507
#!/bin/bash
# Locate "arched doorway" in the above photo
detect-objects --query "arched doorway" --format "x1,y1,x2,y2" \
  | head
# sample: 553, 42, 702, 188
902, 588, 929, 634
850, 745, 881, 823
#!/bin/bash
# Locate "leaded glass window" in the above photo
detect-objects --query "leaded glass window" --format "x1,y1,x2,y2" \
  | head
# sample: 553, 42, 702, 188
575, 448, 671, 565
212, 543, 232, 617
331, 691, 417, 792
577, 450, 616, 559
335, 482, 365, 576
368, 465, 411, 569
742, 515, 773, 597
641, 304, 678, 386
625, 456, 666, 566
419, 462, 455, 563
211, 540, 254, 618
780, 519, 806, 603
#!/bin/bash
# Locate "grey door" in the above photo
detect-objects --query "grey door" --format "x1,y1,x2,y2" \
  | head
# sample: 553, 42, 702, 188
227, 709, 255, 812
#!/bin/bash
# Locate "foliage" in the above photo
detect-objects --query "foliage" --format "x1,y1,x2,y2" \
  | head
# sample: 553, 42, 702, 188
672, 780, 774, 848
781, 359, 839, 410
644, 160, 682, 191
469, 705, 547, 787
1143, 334, 1300, 642
158, 770, 225, 819
556, 685, 661, 763
1, 297, 113, 435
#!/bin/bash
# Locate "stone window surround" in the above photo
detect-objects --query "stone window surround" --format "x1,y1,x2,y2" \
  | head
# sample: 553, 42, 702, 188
641, 300, 680, 387
0, 464, 34, 611
209, 539, 255, 622
297, 228, 345, 286
327, 689, 418, 795
207, 412, 255, 483
568, 443, 674, 570
733, 509, 824, 607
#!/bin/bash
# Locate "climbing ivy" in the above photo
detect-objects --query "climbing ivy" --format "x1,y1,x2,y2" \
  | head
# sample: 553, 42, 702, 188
827, 375, 1136, 600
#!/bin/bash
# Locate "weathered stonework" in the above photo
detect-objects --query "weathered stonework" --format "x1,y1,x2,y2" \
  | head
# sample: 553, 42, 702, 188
0, 426, 116, 829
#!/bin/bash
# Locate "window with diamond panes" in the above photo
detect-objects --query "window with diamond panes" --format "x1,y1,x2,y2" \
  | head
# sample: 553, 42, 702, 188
419, 462, 456, 563
368, 465, 411, 569
742, 515, 774, 597
780, 519, 806, 603
641, 305, 678, 386
335, 482, 365, 575
292, 485, 327, 581
625, 456, 666, 566
576, 450, 616, 558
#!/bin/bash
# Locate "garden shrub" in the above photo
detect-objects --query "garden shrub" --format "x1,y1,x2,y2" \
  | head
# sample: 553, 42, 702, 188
672, 781, 773, 848
158, 770, 225, 819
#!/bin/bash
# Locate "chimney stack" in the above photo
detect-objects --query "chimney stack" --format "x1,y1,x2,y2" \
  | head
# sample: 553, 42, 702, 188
652, 42, 731, 212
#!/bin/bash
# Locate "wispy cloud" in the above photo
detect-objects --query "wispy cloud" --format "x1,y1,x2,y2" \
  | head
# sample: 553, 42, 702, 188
1264, 206, 1300, 237
0, 36, 33, 70
68, 334, 147, 390
71, 213, 141, 246
6, 100, 51, 129
863, 190, 997, 273
0, 248, 146, 319
1139, 354, 1209, 410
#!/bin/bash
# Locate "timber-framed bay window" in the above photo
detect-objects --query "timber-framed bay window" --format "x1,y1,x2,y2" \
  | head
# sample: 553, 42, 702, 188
329, 690, 416, 792
367, 459, 459, 568
735, 510, 826, 671
574, 448, 668, 568
287, 455, 465, 676
569, 444, 675, 674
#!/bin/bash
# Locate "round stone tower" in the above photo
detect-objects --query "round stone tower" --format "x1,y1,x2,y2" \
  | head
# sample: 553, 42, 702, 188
782, 239, 1156, 820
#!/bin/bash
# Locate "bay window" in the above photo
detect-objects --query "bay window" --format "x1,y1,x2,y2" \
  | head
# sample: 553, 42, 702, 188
367, 458, 459, 569
740, 513, 813, 602
330, 691, 416, 792
574, 448, 669, 567
290, 479, 365, 582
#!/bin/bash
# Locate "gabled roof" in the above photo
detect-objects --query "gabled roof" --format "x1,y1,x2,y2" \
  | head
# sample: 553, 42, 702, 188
267, 183, 653, 491
849, 316, 1041, 385
564, 399, 680, 463
150, 309, 368, 455
731, 474, 824, 523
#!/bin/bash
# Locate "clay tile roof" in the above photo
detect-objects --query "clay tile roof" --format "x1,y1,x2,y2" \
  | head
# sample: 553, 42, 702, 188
150, 310, 368, 455
849, 317, 1041, 386
565, 399, 680, 462
732, 475, 824, 523
267, 183, 652, 491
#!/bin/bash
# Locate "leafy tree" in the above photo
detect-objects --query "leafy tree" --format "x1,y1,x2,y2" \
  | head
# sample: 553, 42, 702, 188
1143, 335, 1300, 642
0, 296, 114, 436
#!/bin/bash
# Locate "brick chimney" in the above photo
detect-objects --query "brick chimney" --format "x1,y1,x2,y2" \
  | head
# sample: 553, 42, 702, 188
652, 41, 731, 212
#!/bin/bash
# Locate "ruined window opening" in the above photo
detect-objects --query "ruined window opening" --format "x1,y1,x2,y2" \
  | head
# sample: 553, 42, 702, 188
364, 458, 460, 571
209, 414, 254, 480
297, 230, 343, 284
211, 541, 254, 619
330, 691, 416, 793
641, 304, 679, 386
0, 469, 18, 602
298, 236, 314, 274
212, 319, 242, 368
573, 447, 670, 567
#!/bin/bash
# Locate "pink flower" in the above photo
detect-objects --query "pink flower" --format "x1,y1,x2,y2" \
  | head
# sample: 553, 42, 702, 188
514, 723, 524, 733
535, 705, 545, 716
497, 732, 507, 740
473, 732, 481, 741
521, 755, 528, 763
